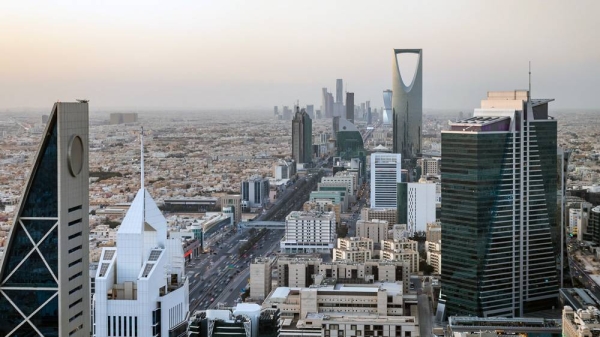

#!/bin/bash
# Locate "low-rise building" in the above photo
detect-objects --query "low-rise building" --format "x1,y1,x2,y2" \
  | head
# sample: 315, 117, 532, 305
361, 208, 397, 226
263, 282, 419, 337
563, 305, 600, 337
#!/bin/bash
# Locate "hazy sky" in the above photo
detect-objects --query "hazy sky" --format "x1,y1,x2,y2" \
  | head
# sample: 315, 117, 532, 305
1, 0, 598, 111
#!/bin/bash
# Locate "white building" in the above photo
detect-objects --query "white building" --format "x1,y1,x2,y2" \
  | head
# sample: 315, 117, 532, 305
93, 138, 189, 337
407, 181, 436, 233
569, 208, 582, 236
370, 153, 402, 209
281, 211, 336, 253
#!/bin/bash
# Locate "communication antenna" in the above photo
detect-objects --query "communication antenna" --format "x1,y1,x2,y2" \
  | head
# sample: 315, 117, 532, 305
140, 126, 145, 188
528, 61, 532, 101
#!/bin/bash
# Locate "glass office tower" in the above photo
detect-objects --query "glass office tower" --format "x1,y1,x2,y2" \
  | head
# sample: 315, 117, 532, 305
441, 91, 558, 317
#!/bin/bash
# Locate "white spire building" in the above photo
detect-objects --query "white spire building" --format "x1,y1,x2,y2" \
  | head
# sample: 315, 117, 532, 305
93, 129, 189, 337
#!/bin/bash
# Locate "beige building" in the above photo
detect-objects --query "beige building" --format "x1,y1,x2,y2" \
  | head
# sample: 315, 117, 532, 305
220, 194, 242, 225
319, 260, 411, 291
333, 237, 374, 263
426, 222, 441, 243
303, 200, 341, 223
109, 112, 138, 124
250, 257, 273, 300
563, 305, 600, 337
356, 219, 390, 244
277, 255, 323, 287
381, 238, 419, 273
426, 241, 441, 275
263, 283, 419, 337
361, 208, 397, 225
276, 254, 411, 291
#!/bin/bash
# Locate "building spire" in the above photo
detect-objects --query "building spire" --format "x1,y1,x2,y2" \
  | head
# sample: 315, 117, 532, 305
141, 126, 144, 188
528, 61, 532, 102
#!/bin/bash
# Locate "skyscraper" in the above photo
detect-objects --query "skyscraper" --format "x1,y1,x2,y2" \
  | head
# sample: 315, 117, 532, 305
322, 88, 329, 118
292, 106, 313, 164
94, 131, 189, 337
306, 104, 314, 119
336, 79, 343, 104
370, 153, 402, 209
383, 90, 393, 125
397, 181, 436, 234
441, 90, 558, 317
327, 92, 334, 118
346, 92, 354, 123
0, 102, 90, 336
392, 49, 423, 159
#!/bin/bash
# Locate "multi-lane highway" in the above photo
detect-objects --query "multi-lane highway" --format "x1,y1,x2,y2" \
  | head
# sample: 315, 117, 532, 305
186, 168, 326, 312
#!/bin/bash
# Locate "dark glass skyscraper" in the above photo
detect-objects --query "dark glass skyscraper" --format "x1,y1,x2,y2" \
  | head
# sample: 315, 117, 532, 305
292, 106, 313, 164
441, 91, 558, 317
0, 102, 90, 336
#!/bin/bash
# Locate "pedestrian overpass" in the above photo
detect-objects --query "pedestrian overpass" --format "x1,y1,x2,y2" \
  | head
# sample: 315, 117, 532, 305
238, 221, 285, 230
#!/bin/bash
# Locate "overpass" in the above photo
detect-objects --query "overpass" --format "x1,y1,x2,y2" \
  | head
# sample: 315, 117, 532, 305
238, 221, 285, 230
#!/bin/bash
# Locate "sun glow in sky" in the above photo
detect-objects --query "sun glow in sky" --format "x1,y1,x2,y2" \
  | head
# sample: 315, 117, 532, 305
1, 0, 598, 110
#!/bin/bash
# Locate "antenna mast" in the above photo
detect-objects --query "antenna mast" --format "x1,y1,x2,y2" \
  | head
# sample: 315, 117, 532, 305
141, 126, 144, 188
528, 61, 532, 101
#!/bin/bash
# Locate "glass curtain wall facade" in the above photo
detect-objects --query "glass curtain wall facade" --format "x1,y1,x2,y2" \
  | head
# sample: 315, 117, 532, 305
442, 99, 558, 317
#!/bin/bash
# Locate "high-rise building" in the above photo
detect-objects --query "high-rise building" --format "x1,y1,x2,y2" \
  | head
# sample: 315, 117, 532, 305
345, 92, 354, 123
322, 88, 329, 118
291, 107, 313, 164
0, 102, 90, 336
370, 153, 402, 209
392, 49, 423, 159
336, 78, 343, 104
397, 181, 437, 234
383, 90, 393, 125
336, 119, 365, 157
327, 93, 334, 118
93, 131, 189, 337
273, 106, 278, 116
441, 90, 558, 317
282, 106, 292, 120
241, 175, 270, 209
306, 104, 314, 119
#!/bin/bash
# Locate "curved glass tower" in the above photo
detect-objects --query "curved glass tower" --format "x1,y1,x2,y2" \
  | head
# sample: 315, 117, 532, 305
392, 49, 422, 159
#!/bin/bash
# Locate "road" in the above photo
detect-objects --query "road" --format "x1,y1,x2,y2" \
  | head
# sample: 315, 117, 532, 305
186, 228, 285, 311
187, 158, 331, 312
415, 276, 434, 337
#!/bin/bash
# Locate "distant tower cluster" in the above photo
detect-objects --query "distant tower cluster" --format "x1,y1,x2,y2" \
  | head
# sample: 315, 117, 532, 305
392, 49, 423, 159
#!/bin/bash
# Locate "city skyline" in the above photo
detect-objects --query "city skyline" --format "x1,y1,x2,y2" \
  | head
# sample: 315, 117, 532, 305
1, 1, 599, 110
